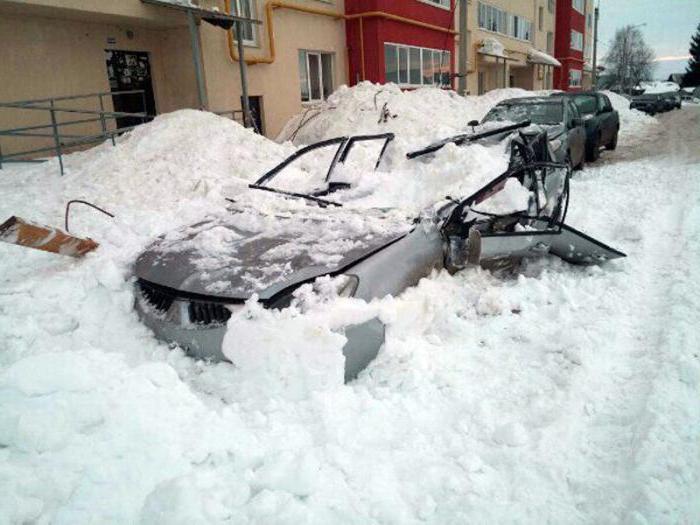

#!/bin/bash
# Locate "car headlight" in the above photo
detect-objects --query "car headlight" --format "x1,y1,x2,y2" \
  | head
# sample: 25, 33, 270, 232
550, 139, 562, 152
335, 274, 359, 298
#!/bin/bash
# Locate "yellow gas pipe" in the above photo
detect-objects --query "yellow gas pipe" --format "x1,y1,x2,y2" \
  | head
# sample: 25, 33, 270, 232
225, 0, 457, 80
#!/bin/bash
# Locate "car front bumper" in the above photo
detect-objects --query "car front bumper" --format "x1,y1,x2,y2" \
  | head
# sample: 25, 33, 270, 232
134, 281, 386, 382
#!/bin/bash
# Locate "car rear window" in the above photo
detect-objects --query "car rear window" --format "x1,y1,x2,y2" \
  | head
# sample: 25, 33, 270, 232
483, 102, 563, 125
570, 95, 597, 115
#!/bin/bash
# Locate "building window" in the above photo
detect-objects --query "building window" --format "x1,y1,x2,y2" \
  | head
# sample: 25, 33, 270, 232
573, 0, 584, 14
479, 2, 531, 41
571, 30, 583, 51
547, 31, 554, 53
585, 42, 593, 60
299, 51, 334, 102
478, 3, 507, 34
548, 0, 554, 13
230, 0, 256, 45
420, 0, 451, 8
587, 13, 593, 28
384, 43, 450, 87
569, 68, 582, 87
510, 15, 532, 41
538, 6, 544, 30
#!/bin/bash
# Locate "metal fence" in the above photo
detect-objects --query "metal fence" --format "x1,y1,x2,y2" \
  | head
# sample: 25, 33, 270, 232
0, 90, 150, 175
0, 90, 251, 176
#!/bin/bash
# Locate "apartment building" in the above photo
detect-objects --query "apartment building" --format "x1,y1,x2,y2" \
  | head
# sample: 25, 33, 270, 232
0, 0, 348, 157
453, 0, 558, 95
553, 0, 586, 90
345, 0, 455, 89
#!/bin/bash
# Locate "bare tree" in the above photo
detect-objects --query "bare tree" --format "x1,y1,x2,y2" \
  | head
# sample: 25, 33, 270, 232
603, 25, 655, 93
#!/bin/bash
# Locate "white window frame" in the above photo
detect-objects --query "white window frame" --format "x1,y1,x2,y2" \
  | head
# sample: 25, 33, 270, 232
299, 50, 334, 103
384, 42, 451, 88
571, 30, 583, 51
573, 0, 584, 14
230, 0, 257, 46
417, 0, 451, 10
569, 68, 582, 87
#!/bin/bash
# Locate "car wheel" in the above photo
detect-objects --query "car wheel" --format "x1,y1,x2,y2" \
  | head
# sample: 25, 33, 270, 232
606, 131, 618, 151
586, 132, 601, 162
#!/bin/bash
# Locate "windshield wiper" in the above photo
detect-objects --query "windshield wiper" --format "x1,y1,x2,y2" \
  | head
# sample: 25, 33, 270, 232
406, 120, 531, 159
248, 184, 342, 207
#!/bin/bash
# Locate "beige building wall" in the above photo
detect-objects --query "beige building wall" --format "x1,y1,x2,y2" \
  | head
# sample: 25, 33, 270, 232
200, 0, 347, 138
0, 0, 198, 157
456, 0, 556, 96
0, 0, 348, 159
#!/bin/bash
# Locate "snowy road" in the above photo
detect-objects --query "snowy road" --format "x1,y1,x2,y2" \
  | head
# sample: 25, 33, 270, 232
0, 99, 699, 524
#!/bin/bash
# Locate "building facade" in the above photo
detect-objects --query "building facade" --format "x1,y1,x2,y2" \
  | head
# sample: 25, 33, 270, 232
1, 0, 600, 161
345, 0, 455, 89
553, 0, 586, 90
456, 0, 558, 95
0, 0, 348, 156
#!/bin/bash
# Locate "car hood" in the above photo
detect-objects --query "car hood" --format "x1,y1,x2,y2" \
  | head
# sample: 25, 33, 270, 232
134, 204, 414, 301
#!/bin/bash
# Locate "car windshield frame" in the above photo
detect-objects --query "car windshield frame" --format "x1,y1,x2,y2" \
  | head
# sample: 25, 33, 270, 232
483, 101, 564, 126
247, 133, 395, 208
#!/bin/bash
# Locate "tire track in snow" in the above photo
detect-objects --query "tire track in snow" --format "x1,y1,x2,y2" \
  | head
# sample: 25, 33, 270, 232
542, 106, 700, 523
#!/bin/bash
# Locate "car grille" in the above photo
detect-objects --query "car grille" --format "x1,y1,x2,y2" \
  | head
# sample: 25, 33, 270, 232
137, 279, 237, 326
139, 280, 175, 313
188, 301, 232, 325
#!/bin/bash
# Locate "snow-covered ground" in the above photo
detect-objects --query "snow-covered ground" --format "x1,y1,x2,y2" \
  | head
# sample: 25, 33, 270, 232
0, 85, 698, 524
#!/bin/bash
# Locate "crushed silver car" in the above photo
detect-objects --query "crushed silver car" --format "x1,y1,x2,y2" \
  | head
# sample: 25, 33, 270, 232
134, 131, 625, 381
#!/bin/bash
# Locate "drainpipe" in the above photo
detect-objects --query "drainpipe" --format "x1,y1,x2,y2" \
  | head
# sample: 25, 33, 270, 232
457, 0, 468, 95
592, 5, 599, 88
234, 20, 252, 128
187, 11, 208, 109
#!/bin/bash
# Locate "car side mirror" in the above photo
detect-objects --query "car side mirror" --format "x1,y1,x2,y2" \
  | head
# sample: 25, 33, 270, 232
572, 117, 584, 127
468, 120, 479, 127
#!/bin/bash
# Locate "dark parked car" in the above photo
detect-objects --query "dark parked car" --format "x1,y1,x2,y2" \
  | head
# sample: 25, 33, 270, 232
630, 93, 665, 115
478, 96, 587, 169
550, 92, 619, 161
659, 91, 682, 110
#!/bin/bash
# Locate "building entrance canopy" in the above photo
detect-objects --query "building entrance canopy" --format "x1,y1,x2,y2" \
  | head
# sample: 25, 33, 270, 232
527, 48, 561, 67
141, 0, 260, 123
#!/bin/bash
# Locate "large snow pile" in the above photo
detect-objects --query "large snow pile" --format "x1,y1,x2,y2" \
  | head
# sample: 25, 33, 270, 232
278, 82, 535, 151
55, 110, 288, 210
638, 80, 680, 93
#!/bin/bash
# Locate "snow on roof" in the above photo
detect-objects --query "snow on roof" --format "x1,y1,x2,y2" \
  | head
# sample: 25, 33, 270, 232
478, 37, 507, 58
638, 81, 681, 94
527, 48, 561, 67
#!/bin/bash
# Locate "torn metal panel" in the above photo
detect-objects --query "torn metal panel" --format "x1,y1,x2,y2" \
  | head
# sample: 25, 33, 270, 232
0, 216, 99, 257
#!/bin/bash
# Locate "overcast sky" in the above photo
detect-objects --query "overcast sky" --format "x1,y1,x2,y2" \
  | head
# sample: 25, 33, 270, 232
596, 0, 700, 78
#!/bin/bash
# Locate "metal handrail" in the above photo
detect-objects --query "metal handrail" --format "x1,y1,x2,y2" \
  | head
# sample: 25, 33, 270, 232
0, 90, 150, 175
4, 90, 146, 106
1, 90, 250, 175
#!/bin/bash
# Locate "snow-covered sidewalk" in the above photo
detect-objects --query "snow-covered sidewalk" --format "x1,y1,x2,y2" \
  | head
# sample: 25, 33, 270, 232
0, 93, 698, 524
